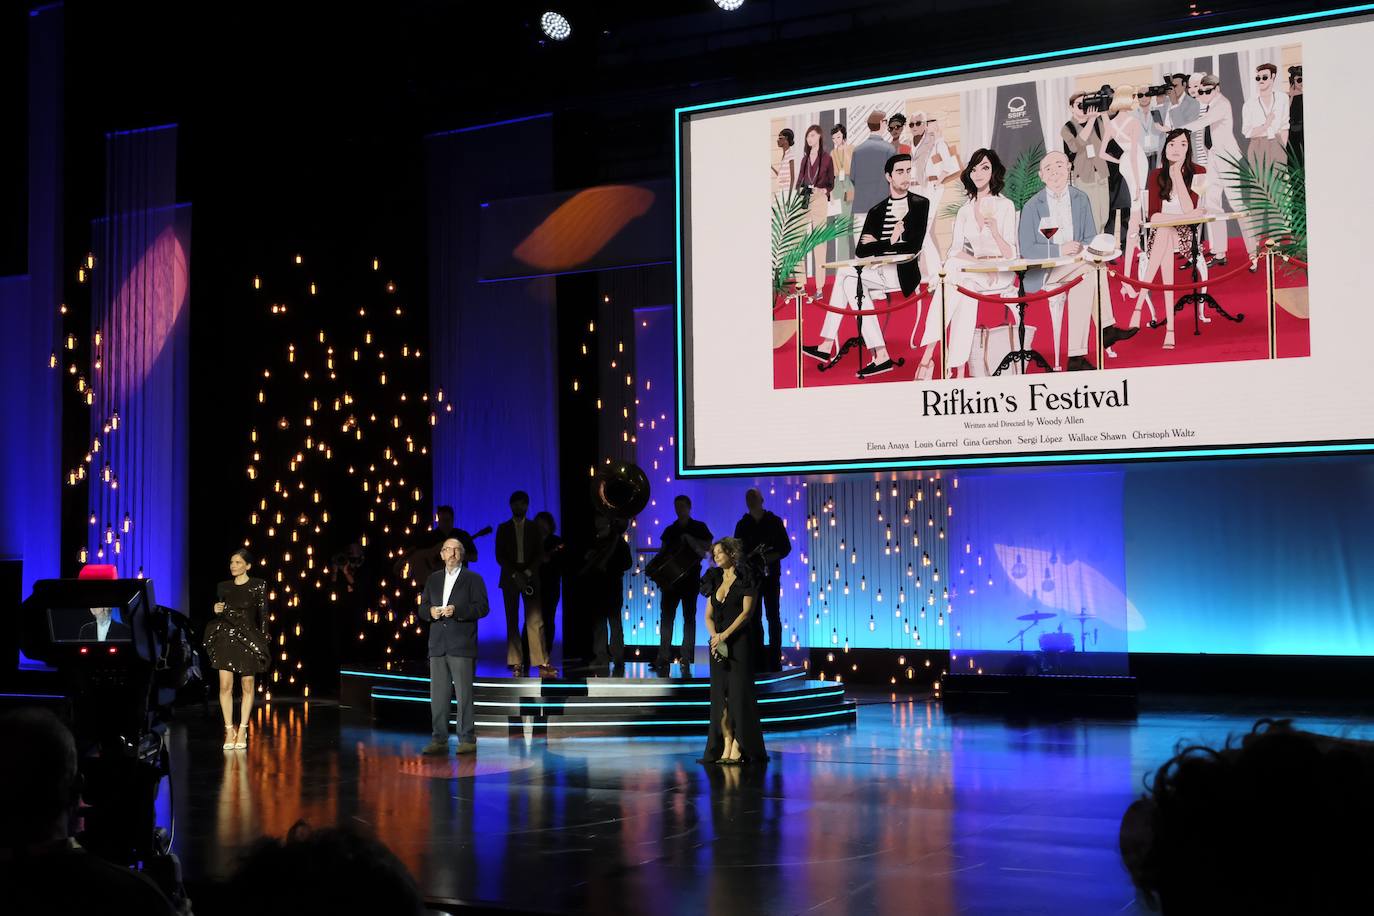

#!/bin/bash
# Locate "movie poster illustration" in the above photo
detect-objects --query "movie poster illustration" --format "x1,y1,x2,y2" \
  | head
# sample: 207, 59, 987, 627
766, 46, 1307, 389
682, 21, 1370, 473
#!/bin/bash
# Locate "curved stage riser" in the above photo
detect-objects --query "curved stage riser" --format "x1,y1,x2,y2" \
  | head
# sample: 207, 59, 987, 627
342, 667, 857, 735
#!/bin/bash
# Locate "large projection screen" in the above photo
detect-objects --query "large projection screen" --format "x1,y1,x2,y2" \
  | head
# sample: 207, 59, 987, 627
677, 9, 1374, 476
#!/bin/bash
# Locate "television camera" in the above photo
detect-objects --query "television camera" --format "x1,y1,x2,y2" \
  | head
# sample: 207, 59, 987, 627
19, 578, 198, 905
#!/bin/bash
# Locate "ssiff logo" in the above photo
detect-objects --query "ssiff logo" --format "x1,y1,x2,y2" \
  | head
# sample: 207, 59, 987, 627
1003, 94, 1032, 129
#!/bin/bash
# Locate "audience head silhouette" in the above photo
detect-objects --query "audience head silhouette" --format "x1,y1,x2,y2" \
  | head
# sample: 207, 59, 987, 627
0, 708, 177, 916
226, 820, 425, 916
1120, 718, 1374, 914
0, 707, 79, 848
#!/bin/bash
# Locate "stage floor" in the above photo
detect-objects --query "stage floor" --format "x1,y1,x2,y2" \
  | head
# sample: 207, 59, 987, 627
164, 693, 1374, 915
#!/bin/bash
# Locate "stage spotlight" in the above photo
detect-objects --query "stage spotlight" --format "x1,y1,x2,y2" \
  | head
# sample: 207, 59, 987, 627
714, 0, 746, 9
540, 11, 572, 40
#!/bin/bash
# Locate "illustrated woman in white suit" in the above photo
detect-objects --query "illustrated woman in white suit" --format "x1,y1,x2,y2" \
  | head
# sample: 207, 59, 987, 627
917, 148, 1017, 378
1103, 86, 1149, 304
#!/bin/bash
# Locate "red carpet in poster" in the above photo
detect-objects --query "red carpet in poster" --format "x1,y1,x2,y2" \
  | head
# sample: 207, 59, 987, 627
773, 238, 1310, 389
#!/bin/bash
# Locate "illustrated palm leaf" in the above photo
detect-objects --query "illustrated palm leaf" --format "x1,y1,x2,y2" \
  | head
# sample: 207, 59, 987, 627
939, 188, 968, 222
771, 189, 858, 298
1003, 142, 1047, 211
1218, 145, 1307, 263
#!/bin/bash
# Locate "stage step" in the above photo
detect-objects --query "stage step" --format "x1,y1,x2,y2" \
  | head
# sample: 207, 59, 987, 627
341, 666, 857, 735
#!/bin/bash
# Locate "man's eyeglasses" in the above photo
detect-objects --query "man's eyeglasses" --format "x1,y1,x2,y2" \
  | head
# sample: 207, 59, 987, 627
1255, 74, 1272, 82
1198, 88, 1216, 96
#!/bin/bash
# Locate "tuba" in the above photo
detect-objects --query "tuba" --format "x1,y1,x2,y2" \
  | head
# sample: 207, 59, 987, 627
578, 462, 650, 577
592, 461, 651, 520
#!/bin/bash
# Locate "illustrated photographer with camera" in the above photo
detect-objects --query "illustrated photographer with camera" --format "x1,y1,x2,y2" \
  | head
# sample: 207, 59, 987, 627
1063, 90, 1111, 230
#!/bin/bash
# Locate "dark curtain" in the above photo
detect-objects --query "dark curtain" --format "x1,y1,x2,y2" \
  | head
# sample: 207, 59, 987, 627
426, 116, 559, 653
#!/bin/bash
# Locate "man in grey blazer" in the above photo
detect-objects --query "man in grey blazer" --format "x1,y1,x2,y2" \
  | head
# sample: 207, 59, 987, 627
420, 538, 490, 756
850, 111, 898, 236
1019, 150, 1136, 370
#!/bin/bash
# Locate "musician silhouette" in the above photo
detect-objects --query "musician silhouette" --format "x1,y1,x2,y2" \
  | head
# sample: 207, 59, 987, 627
580, 515, 631, 671
495, 491, 552, 677
654, 496, 712, 673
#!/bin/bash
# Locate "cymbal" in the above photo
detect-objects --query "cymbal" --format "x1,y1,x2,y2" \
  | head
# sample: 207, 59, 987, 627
1016, 612, 1056, 621
1068, 612, 1098, 620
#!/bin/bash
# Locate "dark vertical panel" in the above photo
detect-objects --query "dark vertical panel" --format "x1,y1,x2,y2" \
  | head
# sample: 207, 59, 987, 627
426, 115, 559, 652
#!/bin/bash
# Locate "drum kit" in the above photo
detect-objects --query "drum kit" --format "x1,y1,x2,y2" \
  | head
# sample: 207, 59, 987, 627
1007, 608, 1100, 656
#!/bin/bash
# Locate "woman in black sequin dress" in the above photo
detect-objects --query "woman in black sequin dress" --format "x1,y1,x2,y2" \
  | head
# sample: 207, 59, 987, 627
204, 548, 270, 750
698, 538, 768, 766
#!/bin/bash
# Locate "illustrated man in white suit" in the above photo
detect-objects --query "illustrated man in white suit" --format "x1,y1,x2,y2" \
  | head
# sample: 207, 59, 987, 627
1177, 73, 1254, 267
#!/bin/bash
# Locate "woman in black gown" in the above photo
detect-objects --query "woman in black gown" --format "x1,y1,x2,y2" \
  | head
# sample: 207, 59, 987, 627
698, 538, 768, 766
204, 548, 271, 750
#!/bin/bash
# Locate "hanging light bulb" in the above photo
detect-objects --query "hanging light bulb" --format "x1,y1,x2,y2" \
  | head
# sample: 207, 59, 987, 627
868, 614, 875, 631
1011, 554, 1027, 578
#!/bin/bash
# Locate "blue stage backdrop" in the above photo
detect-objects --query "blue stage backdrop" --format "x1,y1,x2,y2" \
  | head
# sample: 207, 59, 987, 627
0, 5, 65, 595
87, 125, 191, 613
1123, 458, 1374, 656
426, 115, 560, 650
952, 470, 1129, 677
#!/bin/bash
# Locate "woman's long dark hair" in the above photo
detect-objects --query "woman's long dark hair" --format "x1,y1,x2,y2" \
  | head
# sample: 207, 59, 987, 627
959, 148, 1006, 200
802, 124, 825, 155
1156, 128, 1196, 203
700, 537, 755, 595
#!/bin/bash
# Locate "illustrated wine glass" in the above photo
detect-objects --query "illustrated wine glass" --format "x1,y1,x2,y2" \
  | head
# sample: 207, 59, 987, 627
1038, 216, 1059, 242
1190, 174, 1208, 205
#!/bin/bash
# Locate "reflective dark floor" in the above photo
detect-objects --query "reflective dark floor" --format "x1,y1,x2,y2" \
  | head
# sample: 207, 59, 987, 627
163, 694, 1374, 915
